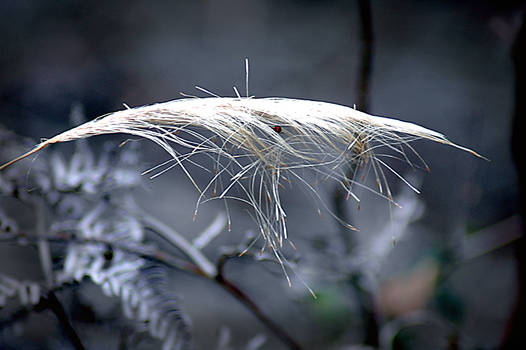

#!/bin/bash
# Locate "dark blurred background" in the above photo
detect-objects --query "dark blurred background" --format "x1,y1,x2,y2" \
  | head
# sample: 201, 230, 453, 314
0, 0, 524, 349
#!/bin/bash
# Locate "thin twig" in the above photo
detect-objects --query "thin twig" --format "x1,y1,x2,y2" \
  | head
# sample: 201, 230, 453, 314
45, 290, 86, 350
140, 212, 217, 277
354, 1, 379, 347
0, 231, 201, 274
333, 0, 376, 252
331, 2, 380, 348
35, 198, 53, 288
215, 254, 302, 350
356, 0, 374, 112
2, 230, 302, 349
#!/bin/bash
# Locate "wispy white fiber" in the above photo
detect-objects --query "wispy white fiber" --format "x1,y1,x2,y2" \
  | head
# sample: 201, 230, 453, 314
0, 97, 483, 255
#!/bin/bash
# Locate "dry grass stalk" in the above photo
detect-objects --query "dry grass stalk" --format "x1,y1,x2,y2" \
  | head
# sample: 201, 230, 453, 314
0, 97, 484, 270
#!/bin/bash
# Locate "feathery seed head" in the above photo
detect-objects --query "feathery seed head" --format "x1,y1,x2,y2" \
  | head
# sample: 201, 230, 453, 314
0, 97, 484, 256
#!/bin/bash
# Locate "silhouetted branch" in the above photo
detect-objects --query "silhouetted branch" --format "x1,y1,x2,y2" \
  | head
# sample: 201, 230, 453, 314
334, 0, 375, 252
0, 285, 85, 350
500, 10, 526, 349
216, 254, 302, 350
356, 0, 374, 112
46, 291, 86, 350
1, 230, 302, 350
333, 1, 380, 347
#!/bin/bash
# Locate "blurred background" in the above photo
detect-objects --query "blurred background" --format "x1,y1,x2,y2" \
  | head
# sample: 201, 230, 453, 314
0, 0, 524, 349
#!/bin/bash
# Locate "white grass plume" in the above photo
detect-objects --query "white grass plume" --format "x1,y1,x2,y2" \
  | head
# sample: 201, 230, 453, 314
0, 97, 484, 256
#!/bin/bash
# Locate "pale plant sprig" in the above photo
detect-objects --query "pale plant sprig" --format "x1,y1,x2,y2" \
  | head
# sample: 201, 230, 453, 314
0, 96, 485, 270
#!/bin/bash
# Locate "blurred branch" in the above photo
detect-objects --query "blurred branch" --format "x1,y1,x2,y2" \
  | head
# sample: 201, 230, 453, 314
46, 290, 86, 350
1, 230, 302, 350
140, 212, 217, 277
0, 284, 85, 350
460, 215, 522, 261
36, 198, 53, 288
379, 310, 451, 349
500, 10, 526, 349
0, 231, 201, 274
356, 0, 374, 112
334, 0, 375, 251
349, 273, 379, 348
216, 254, 302, 350
334, 1, 380, 347
192, 212, 227, 250
133, 209, 302, 348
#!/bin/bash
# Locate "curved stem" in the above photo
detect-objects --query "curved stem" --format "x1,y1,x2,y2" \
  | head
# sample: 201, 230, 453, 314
4, 226, 301, 349
46, 291, 86, 350
140, 212, 217, 277
356, 0, 374, 112
215, 255, 302, 350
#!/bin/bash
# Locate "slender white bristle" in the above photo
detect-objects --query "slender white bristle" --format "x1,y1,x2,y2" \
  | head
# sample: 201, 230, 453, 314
0, 97, 484, 255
